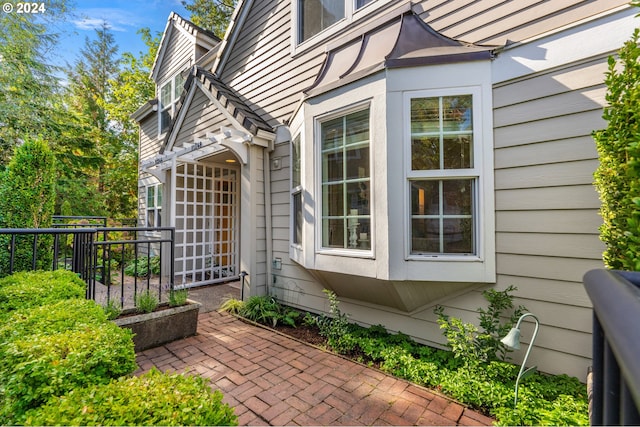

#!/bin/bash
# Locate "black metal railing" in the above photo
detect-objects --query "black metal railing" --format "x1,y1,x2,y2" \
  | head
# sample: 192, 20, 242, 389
583, 269, 640, 425
0, 226, 175, 310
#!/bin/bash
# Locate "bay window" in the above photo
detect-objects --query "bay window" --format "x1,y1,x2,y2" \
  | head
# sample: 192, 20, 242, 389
408, 92, 477, 256
320, 107, 371, 251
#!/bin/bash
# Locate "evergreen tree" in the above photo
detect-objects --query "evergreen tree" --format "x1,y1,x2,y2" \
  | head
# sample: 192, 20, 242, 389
0, 1, 71, 164
62, 22, 121, 217
0, 139, 56, 275
104, 28, 160, 219
182, 0, 237, 37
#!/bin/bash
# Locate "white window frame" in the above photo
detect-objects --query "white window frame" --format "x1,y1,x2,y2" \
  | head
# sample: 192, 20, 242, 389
146, 183, 163, 230
290, 133, 303, 248
403, 86, 483, 262
291, 0, 393, 53
158, 71, 186, 135
315, 101, 373, 257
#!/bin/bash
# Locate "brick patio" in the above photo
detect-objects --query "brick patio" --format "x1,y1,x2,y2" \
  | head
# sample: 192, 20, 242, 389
134, 311, 494, 426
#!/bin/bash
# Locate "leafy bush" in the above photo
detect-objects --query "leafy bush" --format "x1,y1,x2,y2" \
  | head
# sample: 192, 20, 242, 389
0, 298, 106, 342
318, 289, 350, 352
124, 256, 161, 277
0, 270, 85, 314
240, 295, 301, 327
435, 285, 526, 364
0, 322, 136, 423
135, 290, 159, 313
25, 368, 238, 426
593, 27, 640, 270
0, 139, 56, 276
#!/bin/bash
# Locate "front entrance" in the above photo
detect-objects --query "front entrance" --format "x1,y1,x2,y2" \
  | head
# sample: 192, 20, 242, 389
174, 162, 239, 287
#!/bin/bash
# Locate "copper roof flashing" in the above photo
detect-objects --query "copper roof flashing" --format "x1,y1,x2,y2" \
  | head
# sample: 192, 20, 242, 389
305, 11, 496, 97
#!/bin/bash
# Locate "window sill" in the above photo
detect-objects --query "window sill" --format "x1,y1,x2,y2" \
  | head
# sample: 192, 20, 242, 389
406, 254, 483, 262
316, 248, 374, 259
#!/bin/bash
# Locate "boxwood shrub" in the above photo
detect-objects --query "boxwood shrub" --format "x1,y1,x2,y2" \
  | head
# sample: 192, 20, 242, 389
0, 322, 136, 423
0, 298, 106, 343
0, 270, 85, 314
25, 368, 238, 426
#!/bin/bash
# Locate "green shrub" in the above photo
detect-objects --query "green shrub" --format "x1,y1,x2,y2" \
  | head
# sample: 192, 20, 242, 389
435, 285, 526, 364
25, 368, 237, 426
0, 139, 56, 276
0, 322, 136, 423
0, 298, 105, 342
240, 295, 283, 327
135, 290, 159, 313
593, 27, 640, 270
0, 270, 85, 314
318, 289, 350, 352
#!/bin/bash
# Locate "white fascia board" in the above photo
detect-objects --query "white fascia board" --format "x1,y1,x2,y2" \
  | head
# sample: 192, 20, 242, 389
493, 6, 636, 84
150, 16, 175, 81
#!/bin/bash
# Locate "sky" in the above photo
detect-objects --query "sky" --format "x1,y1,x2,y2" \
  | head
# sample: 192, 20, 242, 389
52, 0, 192, 69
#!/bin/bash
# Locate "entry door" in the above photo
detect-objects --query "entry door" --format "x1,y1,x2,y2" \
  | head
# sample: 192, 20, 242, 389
174, 163, 238, 287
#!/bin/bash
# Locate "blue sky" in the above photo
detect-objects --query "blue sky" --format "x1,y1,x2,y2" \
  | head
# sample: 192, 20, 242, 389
53, 0, 191, 67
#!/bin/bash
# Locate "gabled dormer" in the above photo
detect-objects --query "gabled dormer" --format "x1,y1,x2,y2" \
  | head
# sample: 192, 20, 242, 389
150, 12, 221, 136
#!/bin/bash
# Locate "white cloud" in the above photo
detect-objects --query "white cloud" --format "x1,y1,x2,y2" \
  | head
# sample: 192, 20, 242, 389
73, 8, 142, 32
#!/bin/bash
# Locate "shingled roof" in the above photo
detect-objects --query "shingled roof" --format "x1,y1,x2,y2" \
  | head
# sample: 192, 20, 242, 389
160, 66, 273, 153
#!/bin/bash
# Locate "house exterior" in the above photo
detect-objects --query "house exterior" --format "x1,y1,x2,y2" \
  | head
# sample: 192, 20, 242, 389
134, 1, 636, 379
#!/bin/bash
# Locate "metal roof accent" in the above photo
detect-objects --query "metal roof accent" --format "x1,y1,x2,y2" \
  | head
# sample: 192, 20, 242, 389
305, 11, 496, 98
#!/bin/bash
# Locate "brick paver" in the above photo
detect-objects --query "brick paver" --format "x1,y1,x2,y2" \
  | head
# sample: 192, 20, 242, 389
135, 311, 493, 426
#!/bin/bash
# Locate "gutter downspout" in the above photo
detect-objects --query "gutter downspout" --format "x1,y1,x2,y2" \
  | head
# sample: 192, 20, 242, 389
264, 146, 273, 296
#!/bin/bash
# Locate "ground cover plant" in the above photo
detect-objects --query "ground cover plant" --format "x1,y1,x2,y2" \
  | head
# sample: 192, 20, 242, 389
0, 270, 236, 425
220, 291, 588, 426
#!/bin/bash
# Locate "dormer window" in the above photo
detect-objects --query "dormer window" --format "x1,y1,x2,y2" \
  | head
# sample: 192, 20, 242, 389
159, 72, 186, 134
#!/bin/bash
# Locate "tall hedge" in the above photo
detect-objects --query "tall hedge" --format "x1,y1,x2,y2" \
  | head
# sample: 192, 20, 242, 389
593, 28, 640, 270
0, 139, 57, 275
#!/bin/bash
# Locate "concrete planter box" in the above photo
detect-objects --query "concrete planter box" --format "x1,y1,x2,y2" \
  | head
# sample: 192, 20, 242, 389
114, 299, 201, 352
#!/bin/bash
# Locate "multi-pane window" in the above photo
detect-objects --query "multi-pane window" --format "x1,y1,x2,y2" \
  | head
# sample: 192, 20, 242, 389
321, 108, 371, 250
146, 184, 162, 228
409, 94, 476, 255
159, 72, 186, 134
298, 0, 344, 42
291, 134, 302, 245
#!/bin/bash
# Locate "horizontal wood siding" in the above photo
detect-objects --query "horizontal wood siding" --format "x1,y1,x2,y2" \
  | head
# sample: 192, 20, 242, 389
139, 115, 160, 163
221, 0, 326, 125
489, 53, 610, 377
172, 89, 228, 149
157, 25, 193, 85
419, 0, 628, 45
